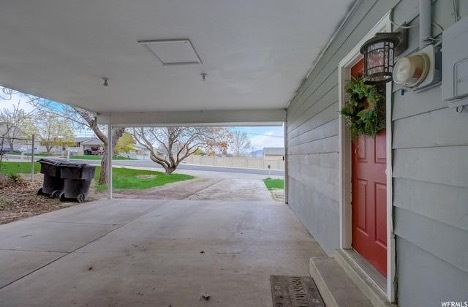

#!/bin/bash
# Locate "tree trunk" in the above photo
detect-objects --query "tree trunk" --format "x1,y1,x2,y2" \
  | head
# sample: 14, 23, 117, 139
163, 165, 177, 174
98, 127, 125, 185
7, 138, 14, 151
99, 152, 109, 185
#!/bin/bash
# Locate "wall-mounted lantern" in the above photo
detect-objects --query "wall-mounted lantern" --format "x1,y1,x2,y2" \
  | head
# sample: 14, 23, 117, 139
360, 32, 406, 84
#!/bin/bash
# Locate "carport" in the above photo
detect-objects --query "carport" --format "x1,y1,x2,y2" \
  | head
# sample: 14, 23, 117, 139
0, 1, 358, 306
0, 1, 354, 199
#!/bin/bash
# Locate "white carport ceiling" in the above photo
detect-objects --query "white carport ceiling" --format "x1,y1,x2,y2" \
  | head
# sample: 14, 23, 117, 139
0, 0, 355, 117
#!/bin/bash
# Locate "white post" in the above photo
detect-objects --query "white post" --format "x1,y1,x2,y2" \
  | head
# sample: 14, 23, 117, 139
107, 124, 113, 199
31, 134, 35, 181
67, 148, 70, 161
283, 121, 288, 204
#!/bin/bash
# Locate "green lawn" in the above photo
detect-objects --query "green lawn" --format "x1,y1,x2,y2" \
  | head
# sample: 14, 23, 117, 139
0, 161, 40, 174
0, 162, 193, 191
263, 178, 284, 190
93, 167, 193, 191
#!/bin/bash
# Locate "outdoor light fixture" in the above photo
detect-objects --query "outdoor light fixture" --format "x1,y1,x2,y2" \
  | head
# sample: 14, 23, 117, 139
393, 52, 430, 88
360, 32, 406, 84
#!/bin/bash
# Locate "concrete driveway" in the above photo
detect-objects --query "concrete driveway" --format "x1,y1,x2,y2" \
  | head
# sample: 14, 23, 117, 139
0, 199, 325, 307
110, 169, 279, 201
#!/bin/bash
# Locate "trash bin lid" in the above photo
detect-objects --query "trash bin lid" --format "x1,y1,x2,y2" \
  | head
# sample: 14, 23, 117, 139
37, 158, 62, 165
58, 161, 88, 168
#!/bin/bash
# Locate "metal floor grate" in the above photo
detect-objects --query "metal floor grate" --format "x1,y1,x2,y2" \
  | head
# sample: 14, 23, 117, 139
271, 275, 325, 307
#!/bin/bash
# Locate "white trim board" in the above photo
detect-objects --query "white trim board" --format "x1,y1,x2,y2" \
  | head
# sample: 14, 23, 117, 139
337, 11, 395, 302
98, 109, 286, 127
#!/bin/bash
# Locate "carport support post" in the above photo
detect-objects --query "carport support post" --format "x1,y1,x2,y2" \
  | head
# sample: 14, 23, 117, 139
107, 124, 113, 199
283, 120, 288, 204
31, 134, 35, 181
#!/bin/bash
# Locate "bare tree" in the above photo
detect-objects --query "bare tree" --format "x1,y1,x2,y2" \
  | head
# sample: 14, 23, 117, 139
132, 127, 231, 174
22, 94, 123, 185
69, 107, 124, 185
0, 101, 35, 150
0, 87, 124, 184
230, 130, 251, 156
35, 112, 75, 154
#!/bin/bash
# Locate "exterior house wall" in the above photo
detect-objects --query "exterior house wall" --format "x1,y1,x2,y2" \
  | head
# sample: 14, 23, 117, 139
287, 0, 398, 254
286, 0, 468, 305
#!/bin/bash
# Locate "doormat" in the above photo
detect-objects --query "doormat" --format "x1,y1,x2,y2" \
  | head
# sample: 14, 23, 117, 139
270, 275, 325, 307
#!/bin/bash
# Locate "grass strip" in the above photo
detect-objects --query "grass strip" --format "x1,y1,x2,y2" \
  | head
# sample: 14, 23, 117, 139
263, 178, 284, 190
0, 162, 193, 192
94, 167, 193, 191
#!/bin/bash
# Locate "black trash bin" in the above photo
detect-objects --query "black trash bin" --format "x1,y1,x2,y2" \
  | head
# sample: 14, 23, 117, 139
37, 159, 64, 198
58, 162, 96, 203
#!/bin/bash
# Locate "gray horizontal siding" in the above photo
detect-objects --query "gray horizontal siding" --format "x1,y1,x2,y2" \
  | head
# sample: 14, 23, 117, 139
288, 178, 340, 255
391, 1, 468, 305
392, 85, 446, 120
288, 119, 338, 148
288, 68, 338, 124
287, 151, 339, 255
289, 135, 338, 155
285, 0, 468, 304
288, 79, 338, 135
288, 153, 339, 203
397, 237, 468, 307
286, 0, 399, 255
395, 207, 468, 273
288, 102, 338, 141
393, 108, 468, 149
394, 178, 468, 231
393, 146, 468, 188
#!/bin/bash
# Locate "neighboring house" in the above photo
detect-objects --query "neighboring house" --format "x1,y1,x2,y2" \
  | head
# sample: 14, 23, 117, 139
80, 138, 104, 155
286, 1, 468, 306
263, 147, 284, 161
72, 137, 150, 158
71, 137, 104, 155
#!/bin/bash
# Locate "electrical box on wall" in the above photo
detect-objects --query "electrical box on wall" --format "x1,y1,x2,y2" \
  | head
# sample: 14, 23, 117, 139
442, 15, 468, 108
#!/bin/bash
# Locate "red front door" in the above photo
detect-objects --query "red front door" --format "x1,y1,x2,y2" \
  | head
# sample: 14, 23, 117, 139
351, 60, 387, 277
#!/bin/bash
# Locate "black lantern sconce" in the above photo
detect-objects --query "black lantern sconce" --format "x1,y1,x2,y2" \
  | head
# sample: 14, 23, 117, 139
360, 30, 407, 84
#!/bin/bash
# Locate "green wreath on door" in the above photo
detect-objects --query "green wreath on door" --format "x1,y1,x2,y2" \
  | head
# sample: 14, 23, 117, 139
340, 76, 386, 139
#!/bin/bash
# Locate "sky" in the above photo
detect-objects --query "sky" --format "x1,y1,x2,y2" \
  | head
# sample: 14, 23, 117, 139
232, 126, 284, 151
0, 91, 35, 113
1, 89, 285, 151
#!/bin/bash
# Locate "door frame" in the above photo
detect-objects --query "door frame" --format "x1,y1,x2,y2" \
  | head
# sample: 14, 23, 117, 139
337, 11, 395, 302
